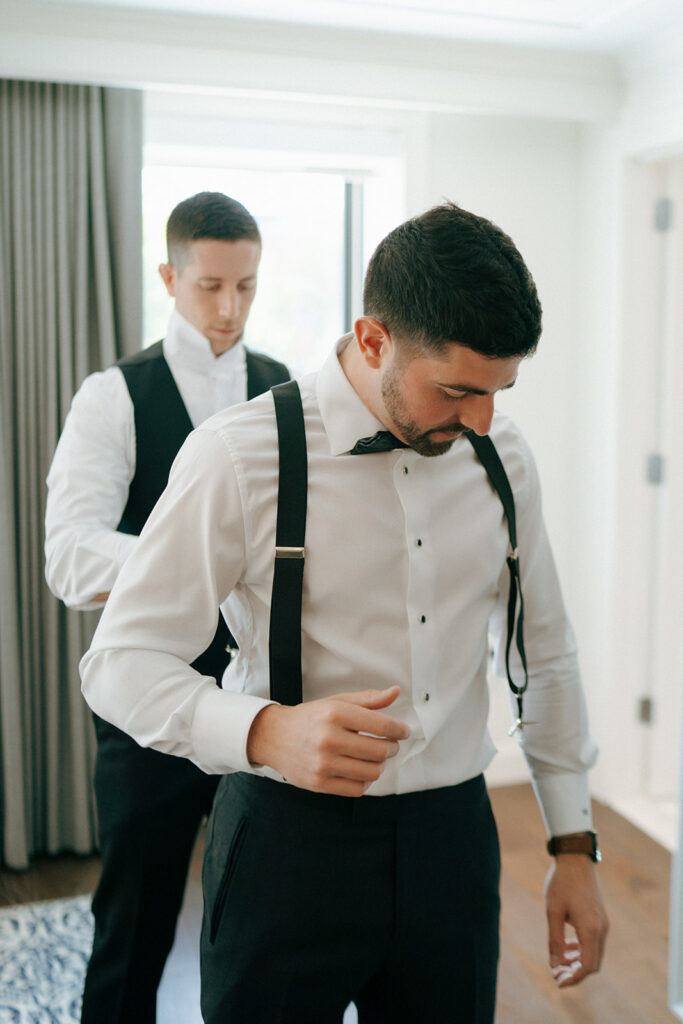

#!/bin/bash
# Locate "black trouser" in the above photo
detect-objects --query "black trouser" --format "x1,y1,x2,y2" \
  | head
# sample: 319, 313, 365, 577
82, 715, 219, 1024
201, 772, 501, 1024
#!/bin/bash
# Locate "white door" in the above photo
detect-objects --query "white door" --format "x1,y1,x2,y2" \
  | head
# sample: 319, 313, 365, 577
619, 157, 683, 807
643, 158, 683, 802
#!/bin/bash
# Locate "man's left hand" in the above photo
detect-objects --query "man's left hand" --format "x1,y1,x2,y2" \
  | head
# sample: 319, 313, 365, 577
544, 854, 609, 986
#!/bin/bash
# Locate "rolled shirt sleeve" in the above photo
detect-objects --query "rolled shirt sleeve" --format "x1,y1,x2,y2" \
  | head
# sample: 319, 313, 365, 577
45, 368, 138, 609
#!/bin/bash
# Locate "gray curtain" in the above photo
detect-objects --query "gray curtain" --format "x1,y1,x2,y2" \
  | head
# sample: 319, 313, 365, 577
0, 80, 142, 868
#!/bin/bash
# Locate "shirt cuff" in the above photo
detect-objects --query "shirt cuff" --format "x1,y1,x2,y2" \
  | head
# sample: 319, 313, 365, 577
529, 772, 594, 837
191, 687, 275, 774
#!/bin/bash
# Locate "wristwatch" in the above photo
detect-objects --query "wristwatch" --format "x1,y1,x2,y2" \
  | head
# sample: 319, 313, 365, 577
547, 831, 601, 863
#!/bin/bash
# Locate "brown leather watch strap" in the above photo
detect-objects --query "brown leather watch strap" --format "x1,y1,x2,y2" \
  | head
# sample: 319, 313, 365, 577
547, 831, 601, 862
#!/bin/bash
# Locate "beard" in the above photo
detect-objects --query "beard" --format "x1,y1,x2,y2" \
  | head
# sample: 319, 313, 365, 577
380, 362, 467, 458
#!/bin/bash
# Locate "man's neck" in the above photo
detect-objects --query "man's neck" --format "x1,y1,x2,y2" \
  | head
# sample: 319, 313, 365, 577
339, 336, 383, 423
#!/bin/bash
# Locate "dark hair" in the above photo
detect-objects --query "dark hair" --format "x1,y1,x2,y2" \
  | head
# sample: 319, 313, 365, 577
363, 201, 542, 359
166, 191, 261, 266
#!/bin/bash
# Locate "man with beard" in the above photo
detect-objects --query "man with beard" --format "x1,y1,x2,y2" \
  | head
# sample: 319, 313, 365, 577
80, 201, 608, 1024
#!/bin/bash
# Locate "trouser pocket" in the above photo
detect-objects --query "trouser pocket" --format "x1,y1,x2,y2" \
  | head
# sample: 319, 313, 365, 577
209, 815, 249, 944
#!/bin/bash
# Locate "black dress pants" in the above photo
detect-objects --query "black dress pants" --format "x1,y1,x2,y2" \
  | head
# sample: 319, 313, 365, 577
201, 772, 501, 1024
81, 715, 219, 1024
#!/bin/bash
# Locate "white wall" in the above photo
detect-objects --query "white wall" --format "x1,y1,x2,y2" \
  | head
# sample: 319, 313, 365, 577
571, 123, 624, 803
425, 114, 583, 573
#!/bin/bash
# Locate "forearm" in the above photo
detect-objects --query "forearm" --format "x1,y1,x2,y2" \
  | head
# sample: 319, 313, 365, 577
45, 525, 137, 608
514, 653, 598, 836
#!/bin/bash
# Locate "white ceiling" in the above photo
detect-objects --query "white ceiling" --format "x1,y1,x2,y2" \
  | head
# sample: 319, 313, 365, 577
35, 0, 683, 52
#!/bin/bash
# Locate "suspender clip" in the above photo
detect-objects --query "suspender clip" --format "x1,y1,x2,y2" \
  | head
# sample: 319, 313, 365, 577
275, 546, 305, 559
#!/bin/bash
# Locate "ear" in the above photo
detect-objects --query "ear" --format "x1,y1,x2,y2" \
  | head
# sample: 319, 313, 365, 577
353, 317, 393, 369
158, 262, 177, 298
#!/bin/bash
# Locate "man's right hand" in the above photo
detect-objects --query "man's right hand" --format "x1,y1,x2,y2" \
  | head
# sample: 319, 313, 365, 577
246, 685, 410, 798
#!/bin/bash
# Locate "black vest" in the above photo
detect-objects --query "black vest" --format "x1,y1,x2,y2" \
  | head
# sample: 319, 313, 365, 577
117, 340, 290, 679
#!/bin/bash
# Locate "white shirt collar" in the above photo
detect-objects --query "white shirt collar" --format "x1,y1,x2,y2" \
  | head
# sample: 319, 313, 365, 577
163, 309, 246, 377
316, 335, 388, 457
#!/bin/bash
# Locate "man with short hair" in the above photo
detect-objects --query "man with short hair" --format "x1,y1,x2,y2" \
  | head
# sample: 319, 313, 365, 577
81, 201, 608, 1023
45, 191, 289, 1023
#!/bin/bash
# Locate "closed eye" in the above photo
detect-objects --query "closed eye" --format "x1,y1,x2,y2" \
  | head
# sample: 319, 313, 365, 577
440, 379, 517, 400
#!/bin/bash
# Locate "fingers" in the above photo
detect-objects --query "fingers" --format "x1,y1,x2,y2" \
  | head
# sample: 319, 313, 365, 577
548, 912, 591, 987
312, 775, 375, 798
550, 940, 583, 987
545, 857, 609, 988
293, 751, 390, 798
292, 704, 406, 796
334, 685, 402, 711
306, 715, 402, 789
324, 745, 398, 783
347, 734, 401, 763
548, 912, 608, 987
571, 906, 608, 982
246, 689, 410, 798
547, 907, 569, 975
550, 937, 601, 987
326, 693, 411, 743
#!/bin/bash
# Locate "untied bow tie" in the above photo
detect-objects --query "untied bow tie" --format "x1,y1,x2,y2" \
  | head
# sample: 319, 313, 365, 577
349, 430, 409, 455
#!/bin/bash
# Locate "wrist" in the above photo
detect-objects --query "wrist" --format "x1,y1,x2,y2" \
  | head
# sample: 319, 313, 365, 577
547, 831, 601, 863
246, 703, 283, 767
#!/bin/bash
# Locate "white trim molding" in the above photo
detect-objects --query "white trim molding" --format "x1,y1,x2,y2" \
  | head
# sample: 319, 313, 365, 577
1, 1, 623, 122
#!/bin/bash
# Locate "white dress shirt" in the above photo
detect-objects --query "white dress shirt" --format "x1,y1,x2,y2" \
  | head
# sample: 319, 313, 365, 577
45, 310, 248, 609
80, 338, 598, 837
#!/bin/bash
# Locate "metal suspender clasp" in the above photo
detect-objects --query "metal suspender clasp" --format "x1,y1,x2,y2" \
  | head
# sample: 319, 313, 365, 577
508, 546, 518, 561
275, 546, 305, 559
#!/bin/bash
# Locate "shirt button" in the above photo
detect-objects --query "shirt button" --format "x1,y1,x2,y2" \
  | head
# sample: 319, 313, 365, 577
403, 466, 409, 475
423, 692, 430, 702
419, 615, 426, 623
416, 538, 422, 547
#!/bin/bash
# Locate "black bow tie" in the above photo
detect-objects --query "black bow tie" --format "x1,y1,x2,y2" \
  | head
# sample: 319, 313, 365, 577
349, 430, 409, 455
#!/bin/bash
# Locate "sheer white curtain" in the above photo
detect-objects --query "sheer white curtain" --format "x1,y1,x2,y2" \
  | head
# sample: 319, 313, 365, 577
0, 79, 142, 868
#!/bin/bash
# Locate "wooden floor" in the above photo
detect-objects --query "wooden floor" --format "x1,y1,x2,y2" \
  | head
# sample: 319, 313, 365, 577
490, 785, 677, 1024
0, 783, 678, 1023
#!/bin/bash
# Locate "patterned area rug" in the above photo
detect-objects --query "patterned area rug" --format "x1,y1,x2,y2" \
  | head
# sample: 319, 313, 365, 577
0, 895, 359, 1024
0, 895, 92, 1023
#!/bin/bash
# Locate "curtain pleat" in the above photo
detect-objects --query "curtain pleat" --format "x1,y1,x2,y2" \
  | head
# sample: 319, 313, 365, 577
0, 79, 142, 868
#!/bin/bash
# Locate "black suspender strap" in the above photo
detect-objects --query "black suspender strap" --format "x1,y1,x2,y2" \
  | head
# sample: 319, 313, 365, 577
268, 381, 528, 724
269, 381, 308, 705
466, 432, 529, 727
